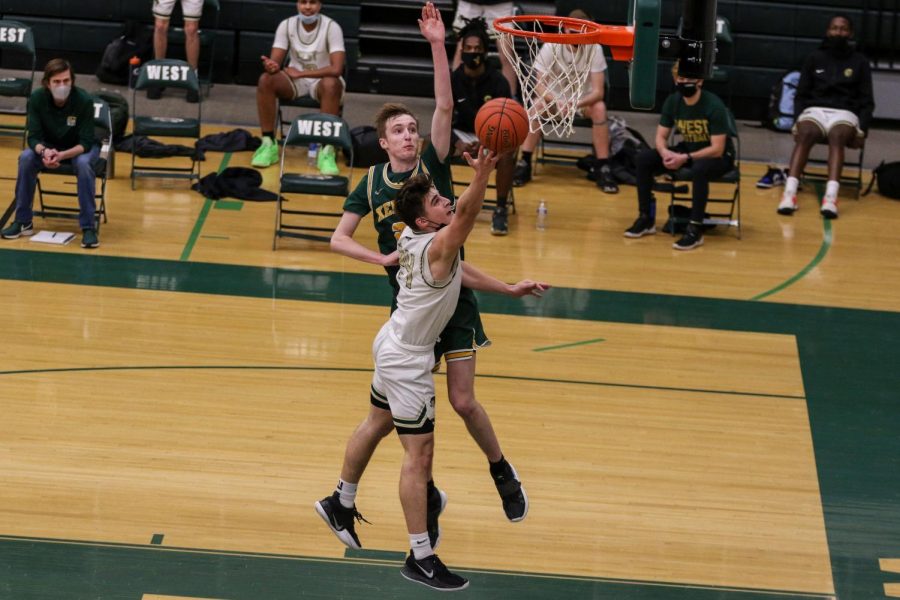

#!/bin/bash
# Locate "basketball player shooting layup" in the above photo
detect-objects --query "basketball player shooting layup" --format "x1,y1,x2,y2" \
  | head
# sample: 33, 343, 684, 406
376, 149, 546, 591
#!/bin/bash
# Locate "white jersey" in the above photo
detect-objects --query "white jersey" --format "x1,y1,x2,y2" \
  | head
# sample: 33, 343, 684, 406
534, 42, 607, 94
389, 227, 462, 349
273, 14, 345, 72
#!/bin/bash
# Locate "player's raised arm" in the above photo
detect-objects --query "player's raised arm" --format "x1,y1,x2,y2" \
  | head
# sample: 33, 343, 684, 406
430, 149, 498, 266
419, 2, 452, 161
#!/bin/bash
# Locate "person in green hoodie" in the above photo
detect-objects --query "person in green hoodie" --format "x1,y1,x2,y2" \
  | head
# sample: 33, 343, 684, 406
1, 58, 100, 249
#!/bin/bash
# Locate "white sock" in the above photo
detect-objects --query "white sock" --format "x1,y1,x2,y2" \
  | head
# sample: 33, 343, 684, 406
336, 479, 357, 509
784, 176, 799, 196
410, 532, 432, 560
825, 180, 839, 201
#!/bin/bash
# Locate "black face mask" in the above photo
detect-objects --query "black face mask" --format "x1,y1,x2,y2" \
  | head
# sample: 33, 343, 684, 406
461, 52, 485, 70
822, 35, 851, 53
676, 82, 699, 98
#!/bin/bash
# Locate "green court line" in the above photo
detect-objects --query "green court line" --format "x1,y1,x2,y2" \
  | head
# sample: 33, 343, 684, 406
150, 534, 164, 545
752, 184, 832, 301
213, 199, 243, 211
179, 152, 232, 262
345, 548, 406, 561
0, 534, 837, 598
0, 364, 806, 400
533, 337, 605, 352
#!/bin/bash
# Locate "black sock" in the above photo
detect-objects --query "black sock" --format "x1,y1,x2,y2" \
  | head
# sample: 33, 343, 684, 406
262, 131, 275, 140
521, 151, 532, 165
489, 455, 508, 478
595, 158, 609, 167
495, 195, 507, 210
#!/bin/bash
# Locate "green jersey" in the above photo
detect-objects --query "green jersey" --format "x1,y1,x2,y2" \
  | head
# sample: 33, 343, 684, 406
659, 90, 734, 155
343, 143, 454, 255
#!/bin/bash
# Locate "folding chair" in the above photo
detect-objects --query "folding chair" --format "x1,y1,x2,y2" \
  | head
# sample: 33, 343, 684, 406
274, 113, 353, 248
666, 107, 742, 239
802, 142, 865, 199
0, 20, 36, 145
131, 59, 202, 189
34, 97, 113, 231
277, 96, 326, 140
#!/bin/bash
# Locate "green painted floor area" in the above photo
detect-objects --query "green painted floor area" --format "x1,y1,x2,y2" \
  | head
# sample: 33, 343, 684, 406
0, 536, 836, 600
2, 248, 899, 599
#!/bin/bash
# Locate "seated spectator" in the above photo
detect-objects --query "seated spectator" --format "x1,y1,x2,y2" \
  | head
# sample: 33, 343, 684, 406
777, 14, 874, 219
151, 0, 203, 103
451, 0, 517, 95
251, 0, 345, 174
624, 62, 734, 251
512, 9, 618, 194
1, 59, 100, 249
450, 17, 515, 236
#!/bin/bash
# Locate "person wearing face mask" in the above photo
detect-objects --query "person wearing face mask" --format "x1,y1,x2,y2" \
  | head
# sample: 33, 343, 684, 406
777, 14, 873, 219
1, 59, 100, 249
150, 0, 204, 103
624, 61, 735, 250
251, 0, 346, 173
449, 17, 516, 235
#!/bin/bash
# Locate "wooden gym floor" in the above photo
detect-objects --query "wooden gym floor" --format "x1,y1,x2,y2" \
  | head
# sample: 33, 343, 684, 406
0, 121, 898, 600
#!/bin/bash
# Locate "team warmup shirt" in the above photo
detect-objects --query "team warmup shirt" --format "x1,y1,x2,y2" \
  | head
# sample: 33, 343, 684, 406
26, 87, 95, 153
273, 14, 345, 72
659, 90, 734, 155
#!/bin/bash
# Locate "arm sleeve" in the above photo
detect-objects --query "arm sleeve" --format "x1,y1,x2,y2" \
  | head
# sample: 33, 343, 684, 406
659, 94, 676, 128
326, 20, 346, 54
856, 58, 875, 132
26, 93, 43, 151
343, 173, 373, 216
707, 100, 728, 136
794, 57, 814, 118
77, 98, 95, 151
272, 19, 289, 51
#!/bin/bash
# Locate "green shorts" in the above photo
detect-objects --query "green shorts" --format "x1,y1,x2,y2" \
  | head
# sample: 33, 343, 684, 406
434, 287, 490, 362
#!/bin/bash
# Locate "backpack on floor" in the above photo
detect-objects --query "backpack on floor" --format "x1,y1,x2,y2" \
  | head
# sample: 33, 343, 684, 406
765, 70, 800, 132
348, 126, 389, 167
863, 161, 900, 199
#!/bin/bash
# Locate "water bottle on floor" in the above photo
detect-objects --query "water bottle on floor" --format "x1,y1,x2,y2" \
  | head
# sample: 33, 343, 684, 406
308, 143, 319, 167
536, 200, 548, 231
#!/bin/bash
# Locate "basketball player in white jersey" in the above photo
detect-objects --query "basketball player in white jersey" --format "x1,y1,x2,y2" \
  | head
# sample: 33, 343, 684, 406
368, 148, 544, 590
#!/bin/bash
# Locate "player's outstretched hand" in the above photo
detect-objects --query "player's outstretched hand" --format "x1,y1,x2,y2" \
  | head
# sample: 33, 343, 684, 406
508, 280, 551, 298
418, 2, 445, 44
462, 146, 499, 178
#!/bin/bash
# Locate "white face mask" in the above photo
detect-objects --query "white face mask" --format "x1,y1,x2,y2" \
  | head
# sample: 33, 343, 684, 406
50, 84, 71, 102
299, 13, 319, 25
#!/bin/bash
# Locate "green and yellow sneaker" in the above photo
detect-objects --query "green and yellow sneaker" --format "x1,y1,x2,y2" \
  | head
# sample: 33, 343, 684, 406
318, 144, 340, 176
251, 136, 279, 168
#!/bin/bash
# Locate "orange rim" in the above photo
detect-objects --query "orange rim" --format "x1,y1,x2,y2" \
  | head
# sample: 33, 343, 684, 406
493, 14, 635, 59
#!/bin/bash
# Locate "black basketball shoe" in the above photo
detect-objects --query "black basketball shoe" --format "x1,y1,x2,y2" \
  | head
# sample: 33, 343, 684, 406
426, 485, 448, 550
400, 552, 469, 591
493, 461, 529, 522
314, 492, 369, 549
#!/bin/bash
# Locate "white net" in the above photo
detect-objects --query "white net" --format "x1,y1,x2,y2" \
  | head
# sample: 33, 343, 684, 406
498, 21, 598, 138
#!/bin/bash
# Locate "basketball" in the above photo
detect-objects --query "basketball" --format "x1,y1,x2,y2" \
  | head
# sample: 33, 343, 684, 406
474, 98, 530, 155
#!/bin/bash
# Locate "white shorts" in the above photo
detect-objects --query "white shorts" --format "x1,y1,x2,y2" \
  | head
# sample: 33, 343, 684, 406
372, 323, 436, 435
795, 107, 863, 138
452, 0, 516, 36
287, 73, 346, 104
153, 0, 204, 21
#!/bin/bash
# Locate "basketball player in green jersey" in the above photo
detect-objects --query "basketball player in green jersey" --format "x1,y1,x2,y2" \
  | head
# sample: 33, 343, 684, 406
317, 2, 531, 550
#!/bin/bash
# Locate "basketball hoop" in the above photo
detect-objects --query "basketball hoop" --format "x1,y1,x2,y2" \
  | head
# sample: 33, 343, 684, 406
494, 15, 635, 137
